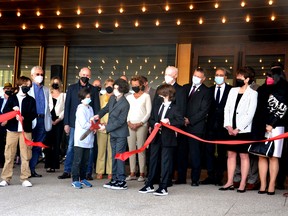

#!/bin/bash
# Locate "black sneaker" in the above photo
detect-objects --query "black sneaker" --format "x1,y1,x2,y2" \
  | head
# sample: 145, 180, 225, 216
139, 185, 155, 194
58, 172, 71, 179
103, 180, 117, 189
111, 180, 128, 190
153, 188, 168, 196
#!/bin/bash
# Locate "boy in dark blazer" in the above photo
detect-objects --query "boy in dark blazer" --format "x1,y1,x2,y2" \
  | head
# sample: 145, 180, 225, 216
139, 84, 184, 196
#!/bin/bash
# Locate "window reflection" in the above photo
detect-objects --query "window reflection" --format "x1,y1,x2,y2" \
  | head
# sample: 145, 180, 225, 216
19, 47, 40, 77
0, 48, 14, 96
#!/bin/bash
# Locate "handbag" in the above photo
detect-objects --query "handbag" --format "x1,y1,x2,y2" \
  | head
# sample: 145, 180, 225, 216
248, 132, 274, 157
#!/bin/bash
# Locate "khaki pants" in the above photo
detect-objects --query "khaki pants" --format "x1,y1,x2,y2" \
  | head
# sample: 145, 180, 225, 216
127, 125, 148, 174
1, 131, 32, 182
96, 132, 112, 175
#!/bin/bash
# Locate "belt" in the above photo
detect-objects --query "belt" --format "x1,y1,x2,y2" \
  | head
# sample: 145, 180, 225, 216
37, 114, 45, 118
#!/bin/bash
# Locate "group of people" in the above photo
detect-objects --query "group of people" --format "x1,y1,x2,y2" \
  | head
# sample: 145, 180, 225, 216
0, 63, 287, 197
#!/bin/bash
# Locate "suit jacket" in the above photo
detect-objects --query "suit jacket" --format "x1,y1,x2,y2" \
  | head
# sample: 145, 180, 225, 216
63, 81, 100, 128
98, 95, 130, 138
149, 102, 184, 147
3, 94, 37, 132
184, 83, 212, 134
224, 86, 258, 133
28, 84, 52, 131
206, 83, 232, 134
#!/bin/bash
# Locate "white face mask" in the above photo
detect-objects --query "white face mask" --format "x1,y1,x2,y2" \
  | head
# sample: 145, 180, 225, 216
82, 98, 91, 105
164, 75, 174, 84
113, 89, 121, 97
192, 76, 202, 85
34, 75, 43, 84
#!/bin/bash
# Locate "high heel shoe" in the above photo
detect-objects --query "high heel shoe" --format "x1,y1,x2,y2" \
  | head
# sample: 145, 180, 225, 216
237, 189, 246, 193
219, 185, 234, 191
267, 191, 275, 195
258, 190, 267, 194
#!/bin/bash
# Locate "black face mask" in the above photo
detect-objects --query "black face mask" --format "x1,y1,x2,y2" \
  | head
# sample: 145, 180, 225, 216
105, 86, 113, 94
5, 90, 13, 96
52, 83, 59, 89
141, 86, 145, 91
235, 79, 245, 87
96, 86, 101, 92
132, 86, 140, 93
21, 86, 30, 94
80, 77, 89, 84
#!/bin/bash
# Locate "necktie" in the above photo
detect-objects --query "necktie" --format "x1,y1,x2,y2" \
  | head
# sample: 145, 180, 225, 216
215, 86, 221, 104
188, 85, 197, 101
158, 104, 165, 120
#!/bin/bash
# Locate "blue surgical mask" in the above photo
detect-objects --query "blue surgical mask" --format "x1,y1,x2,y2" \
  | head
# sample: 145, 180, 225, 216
214, 76, 224, 85
192, 76, 202, 85
82, 98, 91, 105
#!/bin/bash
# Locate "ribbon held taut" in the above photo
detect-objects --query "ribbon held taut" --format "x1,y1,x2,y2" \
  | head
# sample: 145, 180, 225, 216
115, 122, 288, 161
0, 110, 48, 148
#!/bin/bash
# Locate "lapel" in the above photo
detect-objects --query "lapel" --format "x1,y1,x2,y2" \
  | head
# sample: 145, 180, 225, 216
164, 104, 172, 118
110, 95, 124, 113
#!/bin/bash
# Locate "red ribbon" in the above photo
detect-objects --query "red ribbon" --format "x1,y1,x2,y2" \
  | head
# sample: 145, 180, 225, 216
0, 111, 48, 148
115, 122, 288, 161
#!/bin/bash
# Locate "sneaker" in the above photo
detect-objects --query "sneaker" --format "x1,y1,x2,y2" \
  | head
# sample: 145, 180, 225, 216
58, 172, 71, 179
72, 181, 83, 189
22, 180, 32, 187
125, 175, 137, 181
153, 188, 168, 196
103, 180, 117, 189
111, 180, 128, 190
139, 185, 154, 194
81, 179, 92, 187
138, 176, 145, 182
0, 180, 9, 187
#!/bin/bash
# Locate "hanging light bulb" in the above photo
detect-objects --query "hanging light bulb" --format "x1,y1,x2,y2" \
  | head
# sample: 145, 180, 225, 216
215, 3, 219, 9
142, 6, 146, 12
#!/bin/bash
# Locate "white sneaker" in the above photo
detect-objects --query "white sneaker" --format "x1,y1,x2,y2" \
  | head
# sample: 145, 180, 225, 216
138, 176, 145, 182
22, 180, 32, 187
0, 180, 9, 187
125, 175, 137, 181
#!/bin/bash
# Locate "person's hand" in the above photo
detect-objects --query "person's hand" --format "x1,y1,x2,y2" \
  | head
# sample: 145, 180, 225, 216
64, 125, 70, 135
161, 118, 170, 124
184, 117, 190, 126
226, 126, 234, 136
1, 121, 7, 126
52, 118, 60, 125
98, 124, 106, 131
266, 125, 273, 133
16, 114, 23, 121
231, 129, 240, 136
148, 127, 152, 134
13, 106, 19, 111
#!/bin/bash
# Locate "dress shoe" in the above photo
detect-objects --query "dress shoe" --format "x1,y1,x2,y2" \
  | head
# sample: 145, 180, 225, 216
267, 191, 275, 195
191, 182, 199, 187
86, 173, 93, 180
200, 178, 215, 185
237, 189, 246, 193
258, 190, 267, 194
219, 185, 234, 191
58, 172, 71, 179
30, 171, 42, 178
46, 168, 55, 173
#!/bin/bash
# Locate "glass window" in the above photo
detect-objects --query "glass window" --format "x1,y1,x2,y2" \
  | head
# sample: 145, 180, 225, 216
0, 47, 14, 96
245, 55, 285, 86
198, 56, 234, 87
43, 47, 64, 87
19, 47, 40, 78
67, 45, 176, 89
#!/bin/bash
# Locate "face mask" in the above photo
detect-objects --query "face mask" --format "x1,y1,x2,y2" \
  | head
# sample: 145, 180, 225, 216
192, 76, 202, 85
132, 86, 140, 93
96, 86, 101, 92
5, 90, 13, 96
141, 85, 145, 91
236, 79, 245, 87
52, 83, 59, 89
82, 98, 91, 105
105, 86, 113, 94
80, 77, 89, 84
164, 75, 174, 84
34, 75, 43, 84
214, 76, 224, 85
113, 89, 121, 97
266, 77, 275, 85
21, 86, 30, 94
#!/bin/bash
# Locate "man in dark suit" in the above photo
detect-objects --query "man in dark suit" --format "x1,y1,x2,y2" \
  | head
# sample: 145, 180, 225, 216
201, 67, 232, 186
178, 67, 212, 186
58, 67, 100, 179
0, 83, 13, 168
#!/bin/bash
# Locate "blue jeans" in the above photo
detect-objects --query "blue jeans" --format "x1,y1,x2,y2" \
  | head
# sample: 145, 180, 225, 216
63, 127, 75, 173
30, 117, 46, 172
111, 136, 127, 181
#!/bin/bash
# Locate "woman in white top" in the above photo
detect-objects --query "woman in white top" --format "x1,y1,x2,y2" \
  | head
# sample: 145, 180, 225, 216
221, 67, 258, 192
44, 77, 66, 172
126, 76, 152, 182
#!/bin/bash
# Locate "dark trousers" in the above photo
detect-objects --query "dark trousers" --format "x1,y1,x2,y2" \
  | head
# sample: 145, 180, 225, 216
44, 120, 63, 169
111, 136, 127, 181
71, 146, 90, 182
146, 134, 174, 190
